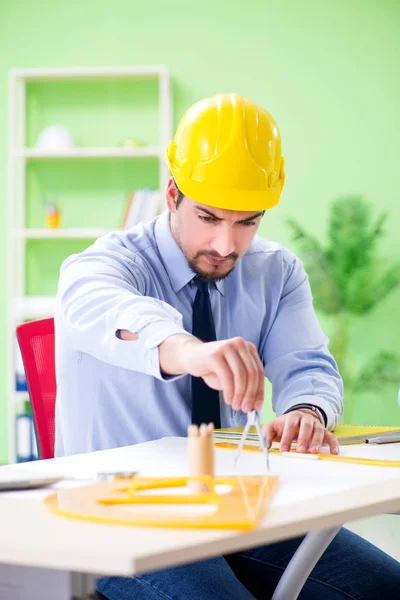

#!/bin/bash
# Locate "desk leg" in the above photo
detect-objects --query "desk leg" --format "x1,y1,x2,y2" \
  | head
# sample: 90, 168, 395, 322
271, 526, 341, 600
71, 572, 98, 599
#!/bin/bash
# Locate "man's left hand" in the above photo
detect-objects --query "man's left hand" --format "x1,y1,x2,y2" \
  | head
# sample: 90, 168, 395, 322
262, 410, 339, 455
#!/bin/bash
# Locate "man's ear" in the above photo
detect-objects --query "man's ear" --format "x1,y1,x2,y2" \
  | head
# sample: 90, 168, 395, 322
166, 177, 178, 212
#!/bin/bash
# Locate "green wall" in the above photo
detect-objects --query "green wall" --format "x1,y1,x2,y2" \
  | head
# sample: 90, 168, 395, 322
1, 0, 399, 462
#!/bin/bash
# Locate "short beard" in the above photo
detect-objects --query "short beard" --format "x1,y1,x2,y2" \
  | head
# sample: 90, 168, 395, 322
188, 250, 239, 282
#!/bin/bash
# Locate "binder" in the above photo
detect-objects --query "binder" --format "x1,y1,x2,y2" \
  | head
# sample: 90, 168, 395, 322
214, 424, 400, 445
15, 336, 28, 392
16, 413, 37, 462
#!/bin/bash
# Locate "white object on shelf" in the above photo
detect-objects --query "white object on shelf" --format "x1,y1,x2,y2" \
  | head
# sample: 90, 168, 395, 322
35, 125, 75, 151
8, 66, 172, 464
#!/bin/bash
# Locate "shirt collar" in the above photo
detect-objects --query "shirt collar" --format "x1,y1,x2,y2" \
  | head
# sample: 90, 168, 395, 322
154, 211, 225, 296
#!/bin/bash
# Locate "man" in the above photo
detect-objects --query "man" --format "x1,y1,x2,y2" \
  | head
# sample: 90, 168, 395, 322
55, 94, 399, 599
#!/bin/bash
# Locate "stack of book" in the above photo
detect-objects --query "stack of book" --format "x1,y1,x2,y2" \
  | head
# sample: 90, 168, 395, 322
121, 188, 163, 230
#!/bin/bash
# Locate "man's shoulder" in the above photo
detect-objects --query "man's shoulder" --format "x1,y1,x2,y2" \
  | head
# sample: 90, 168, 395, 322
78, 219, 159, 266
60, 219, 159, 278
244, 236, 298, 267
101, 220, 156, 255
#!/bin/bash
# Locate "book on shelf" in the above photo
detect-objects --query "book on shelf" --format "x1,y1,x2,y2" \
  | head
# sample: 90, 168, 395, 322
16, 412, 38, 463
121, 188, 163, 230
15, 335, 27, 392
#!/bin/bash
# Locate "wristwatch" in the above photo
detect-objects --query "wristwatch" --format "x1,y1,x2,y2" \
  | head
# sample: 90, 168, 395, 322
284, 404, 327, 427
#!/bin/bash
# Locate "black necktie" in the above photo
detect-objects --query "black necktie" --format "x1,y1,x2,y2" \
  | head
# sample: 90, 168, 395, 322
191, 278, 221, 428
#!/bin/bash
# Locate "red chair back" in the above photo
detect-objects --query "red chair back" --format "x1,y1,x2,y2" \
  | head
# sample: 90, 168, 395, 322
16, 318, 56, 459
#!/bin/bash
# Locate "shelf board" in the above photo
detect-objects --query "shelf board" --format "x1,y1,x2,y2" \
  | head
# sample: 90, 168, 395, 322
11, 65, 167, 81
16, 297, 56, 319
14, 391, 29, 401
14, 147, 163, 159
15, 228, 115, 239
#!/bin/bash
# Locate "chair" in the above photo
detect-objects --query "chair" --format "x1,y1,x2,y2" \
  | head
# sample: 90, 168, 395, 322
16, 318, 56, 459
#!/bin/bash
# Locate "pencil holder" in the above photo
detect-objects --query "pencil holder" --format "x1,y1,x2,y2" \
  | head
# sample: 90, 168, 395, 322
188, 423, 215, 494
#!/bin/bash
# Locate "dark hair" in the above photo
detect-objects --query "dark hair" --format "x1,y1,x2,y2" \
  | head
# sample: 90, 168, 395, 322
173, 179, 185, 208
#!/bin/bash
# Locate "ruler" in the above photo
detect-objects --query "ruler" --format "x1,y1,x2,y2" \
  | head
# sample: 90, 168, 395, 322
215, 442, 400, 469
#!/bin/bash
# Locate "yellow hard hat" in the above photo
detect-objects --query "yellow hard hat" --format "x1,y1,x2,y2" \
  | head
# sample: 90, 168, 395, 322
166, 93, 285, 212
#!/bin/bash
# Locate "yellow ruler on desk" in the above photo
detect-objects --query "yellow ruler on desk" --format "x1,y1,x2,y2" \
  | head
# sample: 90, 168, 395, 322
215, 442, 400, 468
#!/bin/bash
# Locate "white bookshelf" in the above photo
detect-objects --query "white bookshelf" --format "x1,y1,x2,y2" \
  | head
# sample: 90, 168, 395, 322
8, 65, 173, 463
14, 147, 163, 159
12, 66, 165, 80
15, 296, 57, 320
14, 228, 115, 239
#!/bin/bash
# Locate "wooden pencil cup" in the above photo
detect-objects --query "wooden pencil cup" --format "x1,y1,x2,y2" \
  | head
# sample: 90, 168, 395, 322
188, 423, 215, 494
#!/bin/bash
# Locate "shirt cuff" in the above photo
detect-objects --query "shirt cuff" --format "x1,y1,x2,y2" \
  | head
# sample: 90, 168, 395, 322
138, 320, 191, 350
279, 395, 338, 431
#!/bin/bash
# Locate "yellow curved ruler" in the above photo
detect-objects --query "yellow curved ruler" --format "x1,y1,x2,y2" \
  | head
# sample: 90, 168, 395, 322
215, 442, 400, 468
45, 474, 279, 531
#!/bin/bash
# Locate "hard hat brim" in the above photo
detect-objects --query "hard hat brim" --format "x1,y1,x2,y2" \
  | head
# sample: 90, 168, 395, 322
172, 171, 284, 212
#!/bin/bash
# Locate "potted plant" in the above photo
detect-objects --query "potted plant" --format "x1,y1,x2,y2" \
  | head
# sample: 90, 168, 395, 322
287, 195, 400, 422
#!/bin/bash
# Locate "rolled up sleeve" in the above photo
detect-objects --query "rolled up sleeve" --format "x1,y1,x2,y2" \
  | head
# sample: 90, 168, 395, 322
56, 245, 189, 380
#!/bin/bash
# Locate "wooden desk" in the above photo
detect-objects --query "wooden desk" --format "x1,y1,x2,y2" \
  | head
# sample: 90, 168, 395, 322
0, 438, 399, 599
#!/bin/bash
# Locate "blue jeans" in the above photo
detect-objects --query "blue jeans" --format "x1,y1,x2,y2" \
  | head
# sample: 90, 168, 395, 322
97, 527, 400, 599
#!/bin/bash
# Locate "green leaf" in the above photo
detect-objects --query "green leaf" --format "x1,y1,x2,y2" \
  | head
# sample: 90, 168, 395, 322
286, 218, 341, 313
345, 261, 400, 314
326, 196, 388, 298
354, 351, 400, 393
288, 193, 399, 312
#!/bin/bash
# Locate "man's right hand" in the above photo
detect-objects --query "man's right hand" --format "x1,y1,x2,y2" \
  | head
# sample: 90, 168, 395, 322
159, 334, 264, 413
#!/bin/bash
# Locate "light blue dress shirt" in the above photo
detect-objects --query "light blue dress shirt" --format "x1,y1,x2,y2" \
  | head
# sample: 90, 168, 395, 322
54, 210, 343, 457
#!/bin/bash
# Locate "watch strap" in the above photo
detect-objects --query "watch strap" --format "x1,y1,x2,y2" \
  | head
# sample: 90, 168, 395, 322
284, 403, 327, 427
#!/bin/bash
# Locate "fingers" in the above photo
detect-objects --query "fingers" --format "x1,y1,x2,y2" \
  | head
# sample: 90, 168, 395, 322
323, 430, 340, 455
236, 346, 261, 412
262, 412, 339, 456
295, 417, 315, 453
210, 354, 234, 403
224, 345, 248, 410
247, 343, 265, 411
262, 422, 281, 449
211, 338, 264, 413
263, 414, 322, 453
279, 413, 302, 453
297, 418, 324, 453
